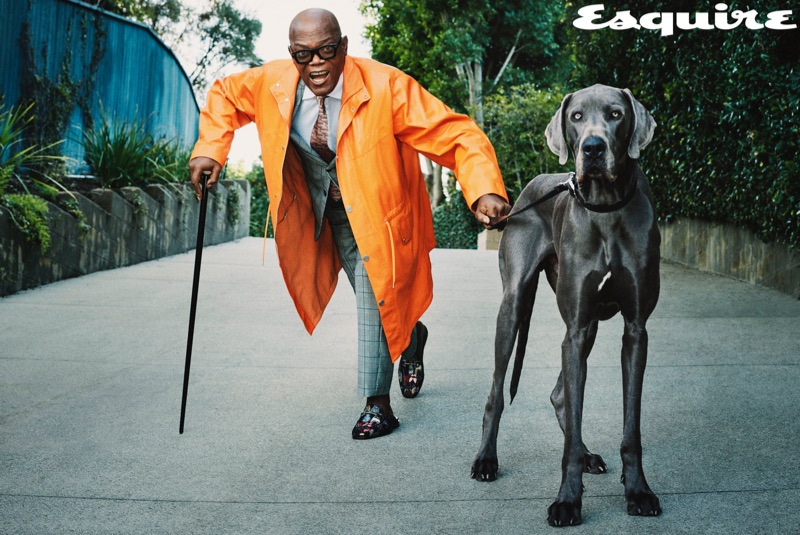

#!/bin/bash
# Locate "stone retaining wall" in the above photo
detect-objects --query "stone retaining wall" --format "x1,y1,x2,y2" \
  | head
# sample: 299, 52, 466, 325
0, 180, 250, 297
659, 218, 799, 299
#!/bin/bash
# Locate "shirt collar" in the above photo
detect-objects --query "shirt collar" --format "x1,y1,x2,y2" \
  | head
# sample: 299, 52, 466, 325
301, 74, 344, 101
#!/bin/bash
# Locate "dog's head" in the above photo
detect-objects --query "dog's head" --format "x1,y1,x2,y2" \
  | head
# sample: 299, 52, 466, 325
545, 84, 656, 184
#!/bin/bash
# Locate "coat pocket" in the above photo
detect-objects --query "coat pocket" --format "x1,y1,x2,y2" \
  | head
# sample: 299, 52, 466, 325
383, 202, 415, 289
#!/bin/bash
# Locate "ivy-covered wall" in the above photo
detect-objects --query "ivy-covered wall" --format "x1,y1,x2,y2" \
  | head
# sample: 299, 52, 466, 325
565, 1, 799, 249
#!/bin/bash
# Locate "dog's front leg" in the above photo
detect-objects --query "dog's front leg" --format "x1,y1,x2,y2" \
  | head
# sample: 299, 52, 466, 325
550, 321, 608, 475
619, 319, 662, 516
547, 326, 593, 527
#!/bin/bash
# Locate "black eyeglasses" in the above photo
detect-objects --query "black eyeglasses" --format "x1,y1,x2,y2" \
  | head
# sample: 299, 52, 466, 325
290, 37, 343, 64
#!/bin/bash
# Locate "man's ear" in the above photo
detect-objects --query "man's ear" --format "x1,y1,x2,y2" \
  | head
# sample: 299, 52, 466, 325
545, 93, 573, 165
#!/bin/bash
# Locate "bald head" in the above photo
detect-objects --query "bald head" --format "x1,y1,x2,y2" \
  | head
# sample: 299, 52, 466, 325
289, 9, 341, 42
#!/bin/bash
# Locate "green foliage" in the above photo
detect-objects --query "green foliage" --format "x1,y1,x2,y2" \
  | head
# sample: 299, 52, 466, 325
245, 159, 272, 238
82, 110, 151, 188
189, 0, 263, 91
1, 193, 51, 252
483, 84, 567, 202
93, 0, 262, 92
361, 0, 567, 113
20, 12, 105, 171
95, 0, 181, 34
148, 137, 192, 189
226, 185, 241, 226
433, 188, 482, 249
82, 107, 189, 190
565, 1, 800, 247
0, 99, 70, 198
58, 197, 90, 237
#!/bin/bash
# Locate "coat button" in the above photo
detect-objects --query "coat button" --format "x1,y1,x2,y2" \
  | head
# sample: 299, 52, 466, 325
378, 300, 384, 306
363, 255, 369, 262
346, 206, 353, 213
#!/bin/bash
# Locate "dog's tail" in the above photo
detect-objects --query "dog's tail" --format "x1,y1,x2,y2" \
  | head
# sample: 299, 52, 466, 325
509, 298, 534, 404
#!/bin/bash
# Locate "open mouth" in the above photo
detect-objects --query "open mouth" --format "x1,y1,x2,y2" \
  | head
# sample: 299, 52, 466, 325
308, 70, 330, 86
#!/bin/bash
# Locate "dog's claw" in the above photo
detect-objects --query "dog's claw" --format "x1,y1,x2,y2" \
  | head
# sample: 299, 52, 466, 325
471, 457, 498, 482
582, 452, 607, 474
547, 500, 582, 527
626, 491, 662, 517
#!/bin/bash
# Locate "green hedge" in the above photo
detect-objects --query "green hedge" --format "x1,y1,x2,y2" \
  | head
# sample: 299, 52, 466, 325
565, 2, 799, 247
433, 189, 483, 249
483, 85, 568, 203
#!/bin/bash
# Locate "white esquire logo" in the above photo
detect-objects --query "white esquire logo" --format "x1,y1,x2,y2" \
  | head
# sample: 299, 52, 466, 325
573, 3, 797, 36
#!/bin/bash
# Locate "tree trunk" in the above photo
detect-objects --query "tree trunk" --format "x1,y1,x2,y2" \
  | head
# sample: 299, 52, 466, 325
471, 61, 484, 130
424, 157, 445, 209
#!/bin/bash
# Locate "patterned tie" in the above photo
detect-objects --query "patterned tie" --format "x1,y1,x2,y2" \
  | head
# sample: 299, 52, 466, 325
309, 95, 340, 201
310, 96, 336, 163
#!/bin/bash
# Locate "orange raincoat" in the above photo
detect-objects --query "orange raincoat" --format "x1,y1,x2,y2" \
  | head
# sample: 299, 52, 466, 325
191, 56, 507, 360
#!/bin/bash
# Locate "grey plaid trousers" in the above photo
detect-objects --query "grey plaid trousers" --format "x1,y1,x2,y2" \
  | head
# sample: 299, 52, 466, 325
325, 200, 417, 397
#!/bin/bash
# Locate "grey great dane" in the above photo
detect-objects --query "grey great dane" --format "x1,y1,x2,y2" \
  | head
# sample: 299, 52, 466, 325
471, 84, 662, 527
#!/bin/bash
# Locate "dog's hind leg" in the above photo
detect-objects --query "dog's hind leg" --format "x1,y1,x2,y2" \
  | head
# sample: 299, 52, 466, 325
472, 269, 540, 482
549, 321, 607, 475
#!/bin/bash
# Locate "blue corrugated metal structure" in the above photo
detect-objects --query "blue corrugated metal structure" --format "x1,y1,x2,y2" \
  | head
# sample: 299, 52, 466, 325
0, 0, 199, 172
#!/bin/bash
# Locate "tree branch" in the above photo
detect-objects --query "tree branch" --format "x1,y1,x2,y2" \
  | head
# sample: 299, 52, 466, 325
491, 29, 522, 91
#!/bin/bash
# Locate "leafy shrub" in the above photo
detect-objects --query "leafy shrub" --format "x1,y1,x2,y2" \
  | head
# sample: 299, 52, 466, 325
433, 189, 482, 249
244, 159, 273, 238
148, 137, 192, 190
483, 84, 568, 202
82, 110, 153, 188
1, 193, 51, 252
82, 107, 190, 190
0, 99, 69, 197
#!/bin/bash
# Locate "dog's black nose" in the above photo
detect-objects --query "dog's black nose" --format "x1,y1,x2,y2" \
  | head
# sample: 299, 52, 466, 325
582, 136, 606, 159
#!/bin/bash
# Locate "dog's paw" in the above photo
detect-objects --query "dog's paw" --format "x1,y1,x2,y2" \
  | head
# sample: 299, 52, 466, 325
582, 452, 607, 475
626, 491, 662, 517
470, 457, 498, 482
547, 499, 582, 527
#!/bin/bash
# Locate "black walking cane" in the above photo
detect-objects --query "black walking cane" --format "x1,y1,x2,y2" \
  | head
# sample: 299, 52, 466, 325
180, 170, 211, 434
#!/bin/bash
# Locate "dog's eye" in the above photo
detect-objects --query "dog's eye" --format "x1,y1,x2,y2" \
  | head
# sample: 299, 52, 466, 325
572, 112, 582, 121
611, 110, 622, 119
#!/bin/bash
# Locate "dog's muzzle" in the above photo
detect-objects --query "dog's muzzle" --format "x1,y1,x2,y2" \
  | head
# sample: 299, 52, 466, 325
578, 136, 614, 182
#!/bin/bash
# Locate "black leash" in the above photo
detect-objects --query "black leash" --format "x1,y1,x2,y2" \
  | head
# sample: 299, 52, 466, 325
493, 172, 637, 229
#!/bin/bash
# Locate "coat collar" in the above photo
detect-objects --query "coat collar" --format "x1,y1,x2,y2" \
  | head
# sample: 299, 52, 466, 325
338, 57, 371, 137
268, 57, 371, 135
270, 63, 300, 127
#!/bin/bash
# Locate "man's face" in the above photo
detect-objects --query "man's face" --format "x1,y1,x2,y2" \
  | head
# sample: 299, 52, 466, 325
289, 22, 348, 96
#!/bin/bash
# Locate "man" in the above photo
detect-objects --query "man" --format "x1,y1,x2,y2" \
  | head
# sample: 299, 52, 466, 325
190, 8, 510, 439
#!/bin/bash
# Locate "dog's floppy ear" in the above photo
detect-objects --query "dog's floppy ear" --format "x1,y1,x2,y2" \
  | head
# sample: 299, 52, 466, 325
623, 88, 657, 159
545, 93, 573, 165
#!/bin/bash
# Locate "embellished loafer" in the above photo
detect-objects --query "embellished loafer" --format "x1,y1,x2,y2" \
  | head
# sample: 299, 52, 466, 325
352, 404, 400, 440
398, 321, 428, 398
